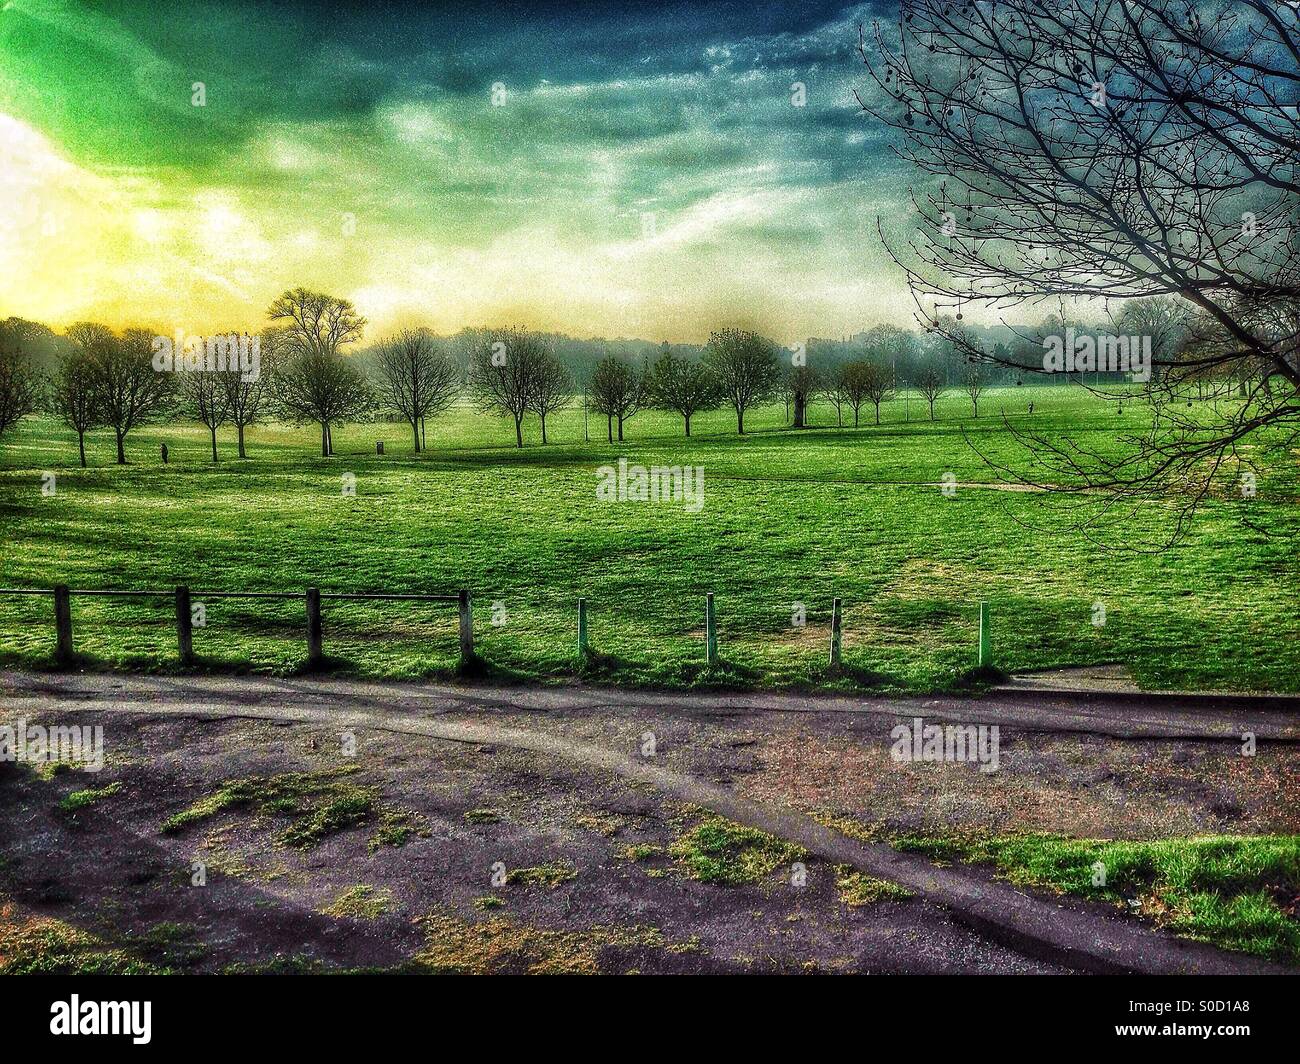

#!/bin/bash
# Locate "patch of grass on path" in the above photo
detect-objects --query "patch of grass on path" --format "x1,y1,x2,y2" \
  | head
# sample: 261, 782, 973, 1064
57, 781, 122, 814
413, 912, 687, 974
668, 810, 805, 886
504, 861, 578, 888
893, 833, 1300, 963
835, 868, 913, 907
0, 902, 168, 975
160, 767, 420, 851
321, 885, 394, 920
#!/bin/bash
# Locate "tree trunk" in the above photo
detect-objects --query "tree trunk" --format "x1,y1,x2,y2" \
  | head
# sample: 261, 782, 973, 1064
209, 426, 218, 462
874, 403, 881, 426
737, 408, 744, 434
514, 415, 523, 448
853, 408, 859, 428
421, 418, 426, 450
320, 422, 329, 457
616, 417, 623, 442
238, 422, 247, 458
326, 424, 333, 455
928, 401, 935, 420
412, 419, 420, 452
115, 431, 125, 464
541, 413, 548, 445
77, 432, 86, 468
684, 414, 691, 437
793, 392, 806, 428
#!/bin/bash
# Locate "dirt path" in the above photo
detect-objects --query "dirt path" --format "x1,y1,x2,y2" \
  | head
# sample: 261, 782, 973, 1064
3, 670, 1292, 974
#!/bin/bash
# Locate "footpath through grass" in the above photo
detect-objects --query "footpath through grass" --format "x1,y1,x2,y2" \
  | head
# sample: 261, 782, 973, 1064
1, 387, 1296, 693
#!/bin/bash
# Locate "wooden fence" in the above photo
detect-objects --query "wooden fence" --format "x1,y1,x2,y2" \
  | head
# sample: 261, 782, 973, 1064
0, 587, 994, 672
0, 585, 473, 670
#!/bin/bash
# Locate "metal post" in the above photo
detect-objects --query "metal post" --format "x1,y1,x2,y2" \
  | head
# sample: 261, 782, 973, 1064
978, 601, 992, 668
175, 585, 194, 666
306, 587, 323, 667
577, 598, 588, 657
829, 597, 842, 667
53, 584, 73, 664
705, 593, 717, 665
457, 589, 475, 667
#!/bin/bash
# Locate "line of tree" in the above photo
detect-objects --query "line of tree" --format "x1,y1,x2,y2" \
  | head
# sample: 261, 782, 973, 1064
0, 293, 1250, 464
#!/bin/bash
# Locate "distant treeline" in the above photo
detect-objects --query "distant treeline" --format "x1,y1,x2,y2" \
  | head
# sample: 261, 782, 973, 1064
0, 288, 1167, 464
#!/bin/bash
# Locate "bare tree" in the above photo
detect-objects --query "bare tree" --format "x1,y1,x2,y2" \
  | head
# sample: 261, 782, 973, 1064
646, 349, 721, 436
466, 327, 544, 448
76, 325, 173, 464
862, 0, 1300, 532
915, 364, 947, 420
0, 319, 44, 441
528, 346, 574, 445
589, 356, 644, 442
373, 328, 459, 452
786, 364, 822, 428
821, 372, 847, 427
222, 332, 274, 459
271, 347, 373, 456
703, 329, 780, 434
50, 348, 98, 467
963, 362, 986, 419
180, 368, 230, 462
837, 362, 872, 427
860, 361, 895, 425
267, 288, 366, 359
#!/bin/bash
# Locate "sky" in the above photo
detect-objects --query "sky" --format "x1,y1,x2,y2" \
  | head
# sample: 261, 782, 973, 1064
0, 0, 912, 344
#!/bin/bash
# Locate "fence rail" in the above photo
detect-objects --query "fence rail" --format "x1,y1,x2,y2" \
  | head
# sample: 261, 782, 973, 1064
0, 584, 475, 670
0, 585, 995, 674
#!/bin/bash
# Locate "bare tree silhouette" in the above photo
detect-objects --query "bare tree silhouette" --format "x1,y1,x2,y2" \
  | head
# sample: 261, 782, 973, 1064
861, 0, 1299, 536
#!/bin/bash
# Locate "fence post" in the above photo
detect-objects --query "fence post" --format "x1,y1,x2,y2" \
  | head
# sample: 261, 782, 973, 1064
53, 584, 73, 664
577, 598, 588, 658
457, 589, 475, 667
306, 587, 323, 667
705, 593, 717, 665
175, 585, 194, 666
977, 601, 992, 668
829, 597, 842, 667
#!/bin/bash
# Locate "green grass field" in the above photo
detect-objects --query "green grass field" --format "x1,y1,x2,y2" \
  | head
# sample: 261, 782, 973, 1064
1, 386, 1297, 693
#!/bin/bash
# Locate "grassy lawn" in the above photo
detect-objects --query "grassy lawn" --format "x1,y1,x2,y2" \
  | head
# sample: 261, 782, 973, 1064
1, 386, 1296, 693
892, 833, 1300, 964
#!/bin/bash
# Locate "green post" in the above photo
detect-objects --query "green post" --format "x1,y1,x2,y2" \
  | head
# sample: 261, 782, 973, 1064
705, 593, 717, 665
978, 601, 992, 668
829, 597, 842, 667
577, 598, 588, 658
